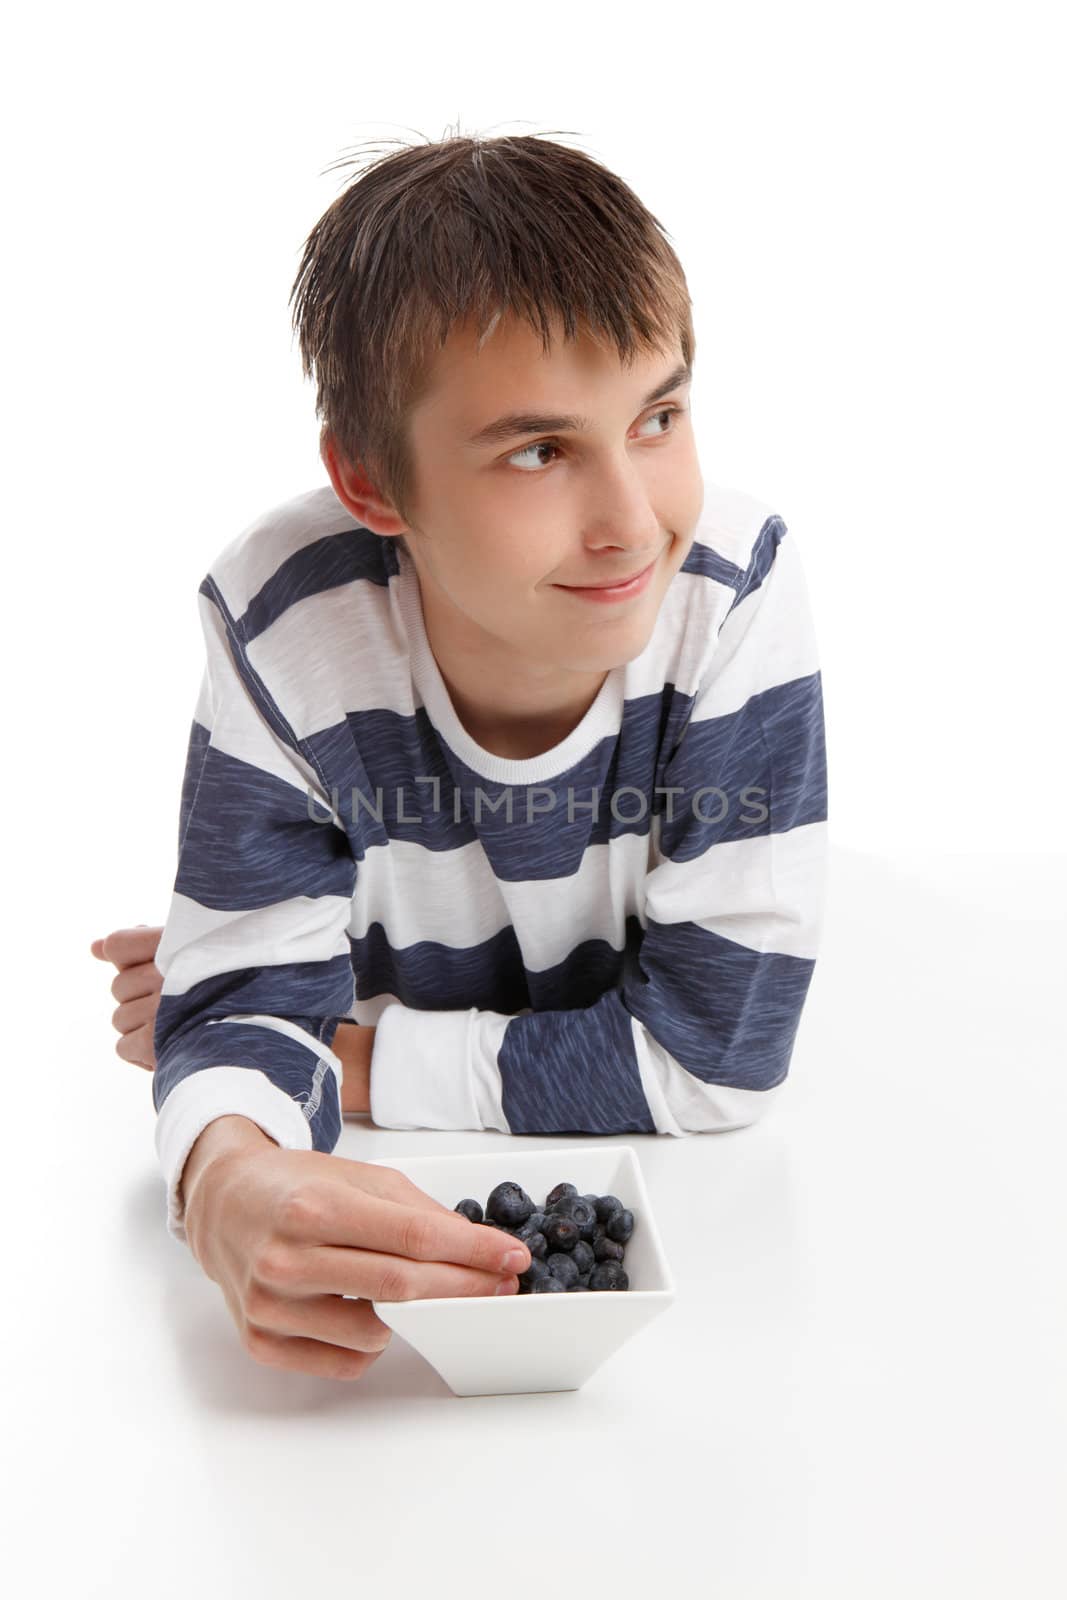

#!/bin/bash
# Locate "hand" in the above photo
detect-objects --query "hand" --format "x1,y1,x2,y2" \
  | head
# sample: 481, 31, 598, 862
182, 1117, 532, 1381
90, 924, 164, 1070
90, 924, 372, 1110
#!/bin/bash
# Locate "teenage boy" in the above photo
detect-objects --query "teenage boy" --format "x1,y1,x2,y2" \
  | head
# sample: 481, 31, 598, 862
91, 133, 828, 1381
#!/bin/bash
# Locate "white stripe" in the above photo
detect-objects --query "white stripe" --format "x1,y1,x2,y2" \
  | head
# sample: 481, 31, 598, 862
196, 587, 332, 800
645, 820, 829, 959
692, 530, 821, 721
350, 829, 652, 974
208, 484, 360, 621
156, 892, 354, 995
631, 1016, 788, 1134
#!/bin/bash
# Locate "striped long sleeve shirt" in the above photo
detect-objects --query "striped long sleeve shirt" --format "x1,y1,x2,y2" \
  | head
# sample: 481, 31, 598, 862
152, 480, 829, 1242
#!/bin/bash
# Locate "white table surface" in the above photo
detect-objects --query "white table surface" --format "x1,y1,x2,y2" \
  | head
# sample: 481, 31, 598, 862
9, 845, 1065, 1598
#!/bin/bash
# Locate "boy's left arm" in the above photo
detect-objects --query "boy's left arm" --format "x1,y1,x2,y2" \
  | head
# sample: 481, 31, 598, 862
369, 515, 829, 1136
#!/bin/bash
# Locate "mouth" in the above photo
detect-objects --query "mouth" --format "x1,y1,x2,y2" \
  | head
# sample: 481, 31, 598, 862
552, 549, 663, 603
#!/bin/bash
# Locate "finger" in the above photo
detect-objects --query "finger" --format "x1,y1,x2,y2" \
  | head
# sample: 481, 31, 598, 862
115, 1025, 155, 1070
94, 927, 164, 968
246, 1287, 393, 1354
111, 962, 163, 1003
112, 994, 157, 1035
90, 933, 144, 960
267, 1241, 520, 1304
241, 1325, 383, 1382
285, 1174, 530, 1277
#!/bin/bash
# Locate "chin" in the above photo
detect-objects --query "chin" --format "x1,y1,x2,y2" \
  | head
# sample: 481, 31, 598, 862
565, 627, 654, 674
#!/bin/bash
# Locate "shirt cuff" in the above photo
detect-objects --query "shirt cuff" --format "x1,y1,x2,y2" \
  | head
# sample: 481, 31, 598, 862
155, 1066, 314, 1246
368, 1003, 512, 1132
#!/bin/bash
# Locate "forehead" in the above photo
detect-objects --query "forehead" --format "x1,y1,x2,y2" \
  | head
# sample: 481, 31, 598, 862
412, 310, 684, 428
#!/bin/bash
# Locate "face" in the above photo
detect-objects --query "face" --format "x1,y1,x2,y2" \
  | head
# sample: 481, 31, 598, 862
397, 311, 705, 682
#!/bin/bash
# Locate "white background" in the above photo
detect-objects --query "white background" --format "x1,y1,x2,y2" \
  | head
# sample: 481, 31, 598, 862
3, 2, 1064, 1595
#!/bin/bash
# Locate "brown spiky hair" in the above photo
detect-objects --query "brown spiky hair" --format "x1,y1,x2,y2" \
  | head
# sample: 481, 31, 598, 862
289, 127, 696, 528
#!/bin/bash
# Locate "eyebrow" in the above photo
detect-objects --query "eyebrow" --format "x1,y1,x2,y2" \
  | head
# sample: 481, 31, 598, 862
463, 360, 693, 449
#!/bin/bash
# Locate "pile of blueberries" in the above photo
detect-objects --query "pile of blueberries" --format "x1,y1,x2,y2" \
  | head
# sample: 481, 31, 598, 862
454, 1180, 634, 1293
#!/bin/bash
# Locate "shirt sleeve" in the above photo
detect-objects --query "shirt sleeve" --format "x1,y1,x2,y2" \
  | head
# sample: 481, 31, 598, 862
369, 515, 828, 1136
152, 574, 357, 1244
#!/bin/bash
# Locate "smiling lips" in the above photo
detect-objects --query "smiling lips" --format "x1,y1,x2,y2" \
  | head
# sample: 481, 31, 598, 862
554, 550, 661, 603
568, 564, 651, 589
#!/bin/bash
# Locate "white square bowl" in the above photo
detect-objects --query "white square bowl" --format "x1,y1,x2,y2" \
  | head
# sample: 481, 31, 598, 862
366, 1144, 676, 1396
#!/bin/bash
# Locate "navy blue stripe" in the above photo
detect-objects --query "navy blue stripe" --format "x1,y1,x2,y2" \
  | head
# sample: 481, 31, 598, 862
625, 918, 816, 1088
154, 958, 355, 1058
238, 525, 391, 645
497, 986, 657, 1135
153, 1018, 342, 1152
306, 686, 697, 870
658, 670, 828, 860
349, 913, 646, 1014
680, 539, 747, 590
728, 515, 787, 615
174, 741, 357, 911
178, 717, 212, 854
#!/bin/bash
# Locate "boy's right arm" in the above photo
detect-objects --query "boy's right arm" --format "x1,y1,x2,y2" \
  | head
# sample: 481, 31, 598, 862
152, 574, 360, 1245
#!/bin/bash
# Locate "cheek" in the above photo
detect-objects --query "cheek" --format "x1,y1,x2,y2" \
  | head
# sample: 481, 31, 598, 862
446, 546, 537, 610
469, 541, 553, 594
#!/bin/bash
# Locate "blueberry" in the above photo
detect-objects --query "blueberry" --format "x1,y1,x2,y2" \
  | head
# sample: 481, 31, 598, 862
588, 1261, 630, 1291
541, 1214, 579, 1252
545, 1182, 578, 1208
594, 1194, 624, 1224
545, 1252, 579, 1287
486, 1181, 536, 1229
567, 1270, 594, 1291
571, 1239, 595, 1274
554, 1196, 597, 1241
593, 1234, 625, 1263
527, 1211, 548, 1233
455, 1198, 484, 1223
519, 1257, 551, 1288
520, 1230, 547, 1261
605, 1208, 634, 1244
531, 1274, 568, 1293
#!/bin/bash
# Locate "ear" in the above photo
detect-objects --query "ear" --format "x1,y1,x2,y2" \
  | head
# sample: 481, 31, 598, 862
320, 428, 409, 537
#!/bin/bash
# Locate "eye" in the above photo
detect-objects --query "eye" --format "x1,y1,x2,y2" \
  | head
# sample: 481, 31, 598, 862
505, 405, 688, 474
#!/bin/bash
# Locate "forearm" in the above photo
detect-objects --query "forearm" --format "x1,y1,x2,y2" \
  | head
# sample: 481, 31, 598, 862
333, 1022, 376, 1114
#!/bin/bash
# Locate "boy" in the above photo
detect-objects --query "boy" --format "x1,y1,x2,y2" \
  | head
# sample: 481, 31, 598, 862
91, 132, 828, 1381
